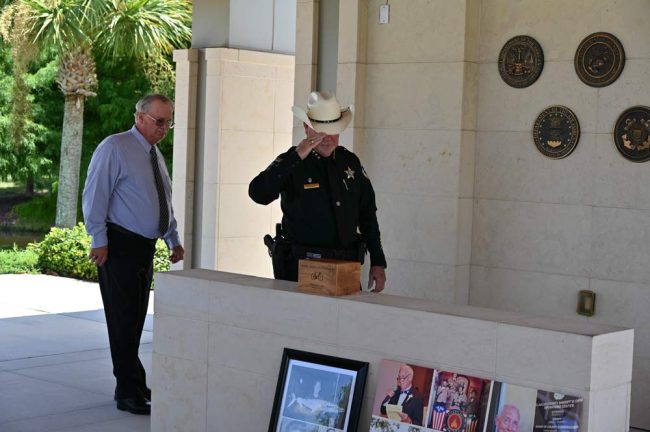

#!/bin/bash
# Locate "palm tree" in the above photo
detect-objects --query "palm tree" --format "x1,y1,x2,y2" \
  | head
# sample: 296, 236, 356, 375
6, 0, 191, 227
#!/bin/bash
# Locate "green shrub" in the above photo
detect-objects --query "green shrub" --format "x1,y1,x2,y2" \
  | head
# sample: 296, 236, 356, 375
0, 245, 39, 274
29, 223, 170, 282
153, 241, 171, 274
29, 223, 96, 280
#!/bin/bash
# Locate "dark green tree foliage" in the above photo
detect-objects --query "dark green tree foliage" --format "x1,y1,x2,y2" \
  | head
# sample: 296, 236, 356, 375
0, 41, 59, 188
28, 56, 64, 173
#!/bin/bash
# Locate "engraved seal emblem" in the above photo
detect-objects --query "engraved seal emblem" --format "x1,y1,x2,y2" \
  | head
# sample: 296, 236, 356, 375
498, 35, 544, 88
444, 409, 466, 432
575, 32, 625, 87
533, 106, 580, 159
614, 106, 650, 162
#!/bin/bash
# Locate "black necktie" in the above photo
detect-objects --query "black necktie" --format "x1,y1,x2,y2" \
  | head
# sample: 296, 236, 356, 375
150, 146, 169, 236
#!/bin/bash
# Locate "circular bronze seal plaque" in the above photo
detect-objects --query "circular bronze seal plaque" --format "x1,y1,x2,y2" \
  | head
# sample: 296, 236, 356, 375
533, 106, 581, 159
614, 106, 650, 162
575, 32, 625, 87
498, 35, 544, 88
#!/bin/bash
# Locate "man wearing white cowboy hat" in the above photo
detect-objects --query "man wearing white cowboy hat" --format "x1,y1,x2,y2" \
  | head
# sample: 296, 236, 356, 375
249, 91, 386, 292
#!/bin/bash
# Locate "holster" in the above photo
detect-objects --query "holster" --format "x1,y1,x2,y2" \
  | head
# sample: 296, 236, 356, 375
264, 223, 288, 279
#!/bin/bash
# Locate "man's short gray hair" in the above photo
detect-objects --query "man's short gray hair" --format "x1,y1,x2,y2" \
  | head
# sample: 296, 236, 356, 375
135, 94, 174, 113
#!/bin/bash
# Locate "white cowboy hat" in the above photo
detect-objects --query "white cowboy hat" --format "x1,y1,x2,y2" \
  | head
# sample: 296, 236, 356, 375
292, 91, 353, 135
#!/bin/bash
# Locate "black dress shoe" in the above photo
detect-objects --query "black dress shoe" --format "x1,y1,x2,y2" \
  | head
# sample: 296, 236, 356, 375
116, 396, 151, 415
115, 387, 151, 401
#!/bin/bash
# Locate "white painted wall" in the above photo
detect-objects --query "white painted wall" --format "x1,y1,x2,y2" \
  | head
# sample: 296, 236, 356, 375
192, 0, 296, 54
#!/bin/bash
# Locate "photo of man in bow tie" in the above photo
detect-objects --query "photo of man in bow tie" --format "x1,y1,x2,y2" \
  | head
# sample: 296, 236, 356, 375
379, 363, 424, 425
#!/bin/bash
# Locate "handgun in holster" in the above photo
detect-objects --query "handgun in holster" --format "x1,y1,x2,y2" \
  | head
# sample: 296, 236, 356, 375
264, 223, 286, 279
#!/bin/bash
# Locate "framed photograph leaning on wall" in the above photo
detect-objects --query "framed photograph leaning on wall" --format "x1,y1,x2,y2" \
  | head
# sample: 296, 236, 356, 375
268, 348, 369, 432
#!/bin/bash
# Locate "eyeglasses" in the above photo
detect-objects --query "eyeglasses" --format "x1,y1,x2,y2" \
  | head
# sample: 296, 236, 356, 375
144, 112, 175, 129
396, 375, 412, 381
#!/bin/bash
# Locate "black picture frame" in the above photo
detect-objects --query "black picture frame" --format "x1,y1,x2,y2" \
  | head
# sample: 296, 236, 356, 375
268, 348, 369, 432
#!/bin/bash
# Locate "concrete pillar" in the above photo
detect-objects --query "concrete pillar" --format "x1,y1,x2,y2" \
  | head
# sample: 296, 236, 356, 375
171, 48, 199, 270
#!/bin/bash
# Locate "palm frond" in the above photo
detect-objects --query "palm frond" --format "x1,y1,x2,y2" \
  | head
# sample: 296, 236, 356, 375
94, 0, 191, 62
21, 0, 92, 51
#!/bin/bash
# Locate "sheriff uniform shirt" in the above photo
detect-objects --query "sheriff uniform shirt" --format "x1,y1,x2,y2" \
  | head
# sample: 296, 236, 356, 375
249, 146, 387, 268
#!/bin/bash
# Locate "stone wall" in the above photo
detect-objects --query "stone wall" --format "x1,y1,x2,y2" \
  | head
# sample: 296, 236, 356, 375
152, 270, 633, 432
179, 0, 650, 427
468, 1, 650, 427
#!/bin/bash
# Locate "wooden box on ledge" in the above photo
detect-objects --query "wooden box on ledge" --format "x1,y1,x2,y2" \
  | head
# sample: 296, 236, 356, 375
297, 259, 360, 296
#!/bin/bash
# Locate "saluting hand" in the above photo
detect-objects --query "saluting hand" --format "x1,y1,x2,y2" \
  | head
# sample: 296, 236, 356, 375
296, 132, 327, 160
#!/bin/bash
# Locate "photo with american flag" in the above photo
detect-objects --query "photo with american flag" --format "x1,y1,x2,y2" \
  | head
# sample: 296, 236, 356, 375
427, 370, 493, 432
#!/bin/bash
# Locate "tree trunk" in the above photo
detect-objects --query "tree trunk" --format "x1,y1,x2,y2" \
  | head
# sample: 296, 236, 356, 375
55, 95, 85, 227
25, 176, 34, 197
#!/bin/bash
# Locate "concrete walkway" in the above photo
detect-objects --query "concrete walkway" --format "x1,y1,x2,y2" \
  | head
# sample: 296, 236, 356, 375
0, 274, 151, 432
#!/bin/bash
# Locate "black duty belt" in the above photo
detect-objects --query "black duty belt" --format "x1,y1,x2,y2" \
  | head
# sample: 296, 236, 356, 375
289, 242, 363, 264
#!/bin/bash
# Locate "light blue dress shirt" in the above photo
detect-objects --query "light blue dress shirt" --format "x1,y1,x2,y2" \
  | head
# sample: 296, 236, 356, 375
82, 126, 180, 249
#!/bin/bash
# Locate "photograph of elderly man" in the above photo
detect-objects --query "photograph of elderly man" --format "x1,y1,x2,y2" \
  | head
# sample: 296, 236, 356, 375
494, 404, 521, 432
377, 362, 428, 426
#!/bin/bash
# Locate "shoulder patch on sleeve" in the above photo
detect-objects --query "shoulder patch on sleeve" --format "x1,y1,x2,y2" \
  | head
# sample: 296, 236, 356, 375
265, 157, 283, 171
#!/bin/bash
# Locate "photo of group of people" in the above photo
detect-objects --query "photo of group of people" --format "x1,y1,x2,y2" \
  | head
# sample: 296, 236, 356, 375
368, 360, 583, 432
429, 371, 492, 431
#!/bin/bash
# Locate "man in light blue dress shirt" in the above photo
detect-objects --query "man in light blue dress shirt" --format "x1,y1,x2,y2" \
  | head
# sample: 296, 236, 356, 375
82, 94, 184, 415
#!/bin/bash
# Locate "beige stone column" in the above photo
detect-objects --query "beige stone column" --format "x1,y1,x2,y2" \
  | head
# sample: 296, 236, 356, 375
293, 0, 319, 146
337, 0, 367, 153
196, 48, 239, 270
191, 48, 294, 275
171, 49, 199, 270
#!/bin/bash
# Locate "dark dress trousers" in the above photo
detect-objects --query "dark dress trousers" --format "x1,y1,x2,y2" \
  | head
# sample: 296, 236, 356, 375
98, 224, 156, 399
